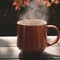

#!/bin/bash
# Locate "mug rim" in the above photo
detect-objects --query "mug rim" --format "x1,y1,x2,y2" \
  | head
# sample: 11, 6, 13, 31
17, 19, 47, 26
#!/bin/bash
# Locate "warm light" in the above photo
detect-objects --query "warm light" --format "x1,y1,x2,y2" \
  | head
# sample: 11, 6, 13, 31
51, 0, 59, 5
13, 0, 60, 10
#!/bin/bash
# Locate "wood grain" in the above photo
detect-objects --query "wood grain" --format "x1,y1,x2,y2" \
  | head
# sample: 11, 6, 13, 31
0, 36, 60, 60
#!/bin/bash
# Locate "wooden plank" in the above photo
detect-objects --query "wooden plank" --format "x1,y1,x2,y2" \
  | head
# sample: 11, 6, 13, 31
0, 58, 60, 60
0, 59, 19, 60
0, 36, 60, 59
0, 36, 60, 47
0, 47, 20, 58
0, 36, 17, 47
0, 47, 60, 58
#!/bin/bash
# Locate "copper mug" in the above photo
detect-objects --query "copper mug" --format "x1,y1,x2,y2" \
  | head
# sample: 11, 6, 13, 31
17, 19, 60, 53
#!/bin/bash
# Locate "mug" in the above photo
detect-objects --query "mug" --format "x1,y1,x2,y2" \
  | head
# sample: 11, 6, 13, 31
17, 19, 60, 53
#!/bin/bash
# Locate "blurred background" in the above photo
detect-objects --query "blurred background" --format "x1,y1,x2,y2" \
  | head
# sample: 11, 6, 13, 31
0, 0, 19, 36
0, 0, 60, 36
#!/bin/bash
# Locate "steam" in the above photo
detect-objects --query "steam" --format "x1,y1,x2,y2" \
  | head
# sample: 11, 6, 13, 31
19, 0, 48, 21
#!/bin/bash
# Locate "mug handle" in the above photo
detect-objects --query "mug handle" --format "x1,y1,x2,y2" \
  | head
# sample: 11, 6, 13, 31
47, 25, 60, 46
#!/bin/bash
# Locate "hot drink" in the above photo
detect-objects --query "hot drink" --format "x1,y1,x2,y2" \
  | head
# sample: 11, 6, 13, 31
17, 19, 60, 52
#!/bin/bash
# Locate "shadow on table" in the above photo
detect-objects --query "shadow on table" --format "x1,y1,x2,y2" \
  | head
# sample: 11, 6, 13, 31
19, 52, 60, 60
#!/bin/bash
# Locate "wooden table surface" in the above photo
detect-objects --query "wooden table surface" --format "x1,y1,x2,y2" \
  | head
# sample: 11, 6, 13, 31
0, 36, 60, 60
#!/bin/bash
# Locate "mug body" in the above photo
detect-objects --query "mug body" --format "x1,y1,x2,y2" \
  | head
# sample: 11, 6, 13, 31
17, 19, 48, 52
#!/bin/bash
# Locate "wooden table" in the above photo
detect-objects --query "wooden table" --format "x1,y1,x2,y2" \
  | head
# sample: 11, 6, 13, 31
0, 36, 60, 60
